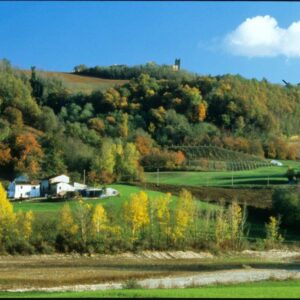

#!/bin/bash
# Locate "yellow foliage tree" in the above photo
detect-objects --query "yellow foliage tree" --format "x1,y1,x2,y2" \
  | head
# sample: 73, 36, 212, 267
227, 201, 244, 248
215, 201, 245, 249
215, 207, 230, 248
123, 191, 150, 239
0, 183, 16, 247
198, 103, 206, 121
92, 204, 108, 235
152, 193, 171, 237
58, 204, 78, 237
172, 189, 196, 242
264, 216, 284, 249
16, 210, 34, 241
73, 199, 93, 246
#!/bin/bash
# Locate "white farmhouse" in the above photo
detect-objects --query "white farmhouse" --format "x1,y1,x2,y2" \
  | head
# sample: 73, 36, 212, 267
7, 175, 40, 200
50, 182, 75, 197
40, 174, 71, 196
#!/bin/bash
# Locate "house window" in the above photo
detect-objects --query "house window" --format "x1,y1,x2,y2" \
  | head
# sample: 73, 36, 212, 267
20, 186, 23, 189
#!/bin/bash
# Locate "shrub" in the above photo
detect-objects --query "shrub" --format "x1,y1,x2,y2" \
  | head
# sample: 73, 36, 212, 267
264, 216, 284, 249
122, 278, 142, 289
272, 188, 300, 227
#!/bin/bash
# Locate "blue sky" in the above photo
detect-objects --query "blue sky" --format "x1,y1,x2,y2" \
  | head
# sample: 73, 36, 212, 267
1, 1, 300, 83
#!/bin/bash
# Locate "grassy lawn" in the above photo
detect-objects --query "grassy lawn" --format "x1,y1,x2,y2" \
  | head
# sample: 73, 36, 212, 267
1, 280, 300, 298
12, 184, 218, 215
145, 160, 300, 188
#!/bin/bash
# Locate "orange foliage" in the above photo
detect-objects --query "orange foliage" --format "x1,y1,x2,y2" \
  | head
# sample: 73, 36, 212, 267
14, 133, 44, 176
287, 144, 299, 160
88, 118, 105, 134
173, 151, 185, 165
106, 115, 116, 124
198, 103, 206, 121
87, 170, 115, 185
135, 135, 153, 156
0, 144, 12, 166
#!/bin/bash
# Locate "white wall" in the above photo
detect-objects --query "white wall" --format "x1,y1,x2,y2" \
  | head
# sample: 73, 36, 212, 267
52, 182, 75, 195
8, 182, 41, 199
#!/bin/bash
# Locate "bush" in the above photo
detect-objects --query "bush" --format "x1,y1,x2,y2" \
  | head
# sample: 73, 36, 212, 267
272, 188, 300, 228
122, 278, 142, 289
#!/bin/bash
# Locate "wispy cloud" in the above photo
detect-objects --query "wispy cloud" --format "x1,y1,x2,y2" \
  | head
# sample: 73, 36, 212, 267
225, 15, 300, 58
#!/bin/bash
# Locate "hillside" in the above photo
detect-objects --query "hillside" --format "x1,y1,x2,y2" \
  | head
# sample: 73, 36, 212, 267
18, 69, 128, 94
1, 59, 300, 183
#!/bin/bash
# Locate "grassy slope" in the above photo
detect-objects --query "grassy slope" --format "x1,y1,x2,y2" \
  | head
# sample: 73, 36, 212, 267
19, 70, 128, 94
1, 280, 300, 298
12, 184, 217, 215
145, 160, 300, 188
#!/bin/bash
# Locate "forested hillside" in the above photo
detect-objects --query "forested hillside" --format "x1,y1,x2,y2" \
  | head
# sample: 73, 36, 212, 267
1, 59, 300, 183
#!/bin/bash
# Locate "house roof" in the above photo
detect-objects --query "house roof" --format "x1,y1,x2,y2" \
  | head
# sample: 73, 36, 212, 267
41, 174, 69, 181
15, 180, 40, 186
15, 174, 30, 183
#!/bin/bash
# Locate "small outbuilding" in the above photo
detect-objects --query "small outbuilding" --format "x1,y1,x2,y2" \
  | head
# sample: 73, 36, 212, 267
7, 175, 40, 200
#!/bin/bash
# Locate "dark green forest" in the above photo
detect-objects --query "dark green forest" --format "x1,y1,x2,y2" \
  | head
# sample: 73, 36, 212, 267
1, 59, 300, 183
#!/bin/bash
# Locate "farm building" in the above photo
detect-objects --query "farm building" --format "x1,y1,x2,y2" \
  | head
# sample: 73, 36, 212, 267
40, 174, 70, 196
7, 175, 40, 199
7, 173, 119, 200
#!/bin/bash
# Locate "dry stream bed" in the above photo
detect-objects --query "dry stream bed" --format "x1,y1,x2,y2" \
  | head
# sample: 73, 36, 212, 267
0, 250, 299, 292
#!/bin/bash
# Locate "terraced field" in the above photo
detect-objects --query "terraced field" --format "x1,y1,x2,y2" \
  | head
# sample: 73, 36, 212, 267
145, 160, 300, 188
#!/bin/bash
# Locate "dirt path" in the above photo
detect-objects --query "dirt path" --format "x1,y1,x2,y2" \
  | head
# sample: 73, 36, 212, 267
5, 268, 300, 292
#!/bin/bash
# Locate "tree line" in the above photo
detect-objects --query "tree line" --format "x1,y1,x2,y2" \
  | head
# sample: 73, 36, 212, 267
0, 59, 300, 183
0, 182, 284, 254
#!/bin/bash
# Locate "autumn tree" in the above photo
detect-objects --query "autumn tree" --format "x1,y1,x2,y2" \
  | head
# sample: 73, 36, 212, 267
117, 143, 142, 181
134, 134, 154, 156
16, 211, 34, 241
171, 189, 196, 245
73, 199, 93, 248
88, 118, 105, 135
90, 139, 116, 184
57, 204, 78, 252
264, 216, 284, 249
123, 191, 150, 241
13, 133, 44, 177
227, 201, 246, 249
215, 201, 246, 249
197, 102, 207, 122
0, 182, 17, 251
118, 112, 129, 138
0, 143, 12, 167
151, 192, 171, 248
215, 205, 230, 248
92, 204, 108, 236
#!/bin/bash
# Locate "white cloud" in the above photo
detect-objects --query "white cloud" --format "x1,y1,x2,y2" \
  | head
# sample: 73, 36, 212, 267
225, 15, 300, 58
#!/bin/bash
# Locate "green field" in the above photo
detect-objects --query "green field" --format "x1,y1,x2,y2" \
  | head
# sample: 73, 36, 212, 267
12, 184, 217, 215
145, 160, 300, 188
1, 280, 300, 298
